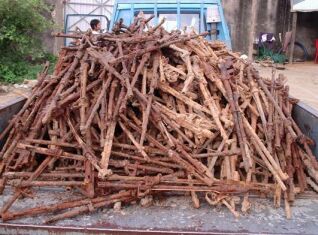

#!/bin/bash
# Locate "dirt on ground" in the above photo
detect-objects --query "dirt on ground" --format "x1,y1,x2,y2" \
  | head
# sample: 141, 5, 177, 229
256, 62, 318, 110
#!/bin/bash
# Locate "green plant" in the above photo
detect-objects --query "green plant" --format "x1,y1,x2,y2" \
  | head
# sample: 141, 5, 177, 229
0, 53, 57, 83
257, 47, 287, 64
23, 54, 57, 80
0, 0, 53, 83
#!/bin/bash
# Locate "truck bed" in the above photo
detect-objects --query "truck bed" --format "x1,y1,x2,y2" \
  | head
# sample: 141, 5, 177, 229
0, 187, 318, 235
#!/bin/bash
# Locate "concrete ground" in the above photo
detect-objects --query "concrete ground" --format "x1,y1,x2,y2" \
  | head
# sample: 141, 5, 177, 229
255, 62, 318, 111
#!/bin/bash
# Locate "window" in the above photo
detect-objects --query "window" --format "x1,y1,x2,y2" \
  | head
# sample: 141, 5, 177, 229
180, 13, 200, 33
159, 13, 177, 32
159, 12, 200, 33
134, 11, 155, 28
134, 11, 201, 33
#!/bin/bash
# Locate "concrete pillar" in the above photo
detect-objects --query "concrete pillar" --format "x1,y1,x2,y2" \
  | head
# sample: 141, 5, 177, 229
52, 0, 65, 55
289, 12, 298, 64
247, 0, 259, 59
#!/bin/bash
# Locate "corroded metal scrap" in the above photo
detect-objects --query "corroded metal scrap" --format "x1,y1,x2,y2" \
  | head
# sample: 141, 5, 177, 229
0, 14, 317, 223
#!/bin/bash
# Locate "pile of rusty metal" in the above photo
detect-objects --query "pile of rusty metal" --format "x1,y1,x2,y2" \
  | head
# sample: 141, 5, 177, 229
0, 15, 318, 223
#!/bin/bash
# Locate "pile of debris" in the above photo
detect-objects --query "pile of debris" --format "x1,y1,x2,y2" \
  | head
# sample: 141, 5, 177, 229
0, 15, 318, 223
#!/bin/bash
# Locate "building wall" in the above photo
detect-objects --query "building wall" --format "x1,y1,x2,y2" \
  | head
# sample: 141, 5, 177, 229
222, 0, 291, 58
222, 0, 317, 59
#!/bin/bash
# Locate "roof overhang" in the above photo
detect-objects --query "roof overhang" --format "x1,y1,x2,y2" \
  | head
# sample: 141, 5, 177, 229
291, 0, 318, 12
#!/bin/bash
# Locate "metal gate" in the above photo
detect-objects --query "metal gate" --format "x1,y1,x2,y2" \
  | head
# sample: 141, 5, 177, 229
64, 0, 114, 44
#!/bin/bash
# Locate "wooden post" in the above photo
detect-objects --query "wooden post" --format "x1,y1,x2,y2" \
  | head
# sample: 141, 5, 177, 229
289, 12, 297, 64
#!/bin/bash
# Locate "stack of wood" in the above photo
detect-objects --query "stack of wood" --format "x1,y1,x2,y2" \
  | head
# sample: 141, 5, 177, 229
0, 14, 317, 223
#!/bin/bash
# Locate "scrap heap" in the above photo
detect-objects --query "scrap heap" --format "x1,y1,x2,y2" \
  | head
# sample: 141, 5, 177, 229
0, 14, 318, 223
